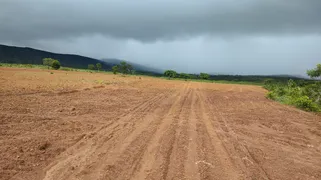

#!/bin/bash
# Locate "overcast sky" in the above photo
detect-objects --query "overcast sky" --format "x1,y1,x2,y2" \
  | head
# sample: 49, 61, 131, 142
1, 0, 321, 75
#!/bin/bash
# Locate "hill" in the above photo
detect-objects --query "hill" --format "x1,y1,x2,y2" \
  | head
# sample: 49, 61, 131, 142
0, 44, 161, 74
102, 58, 163, 74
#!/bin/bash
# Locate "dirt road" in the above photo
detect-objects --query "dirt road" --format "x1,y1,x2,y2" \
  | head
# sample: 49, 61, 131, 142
1, 68, 321, 180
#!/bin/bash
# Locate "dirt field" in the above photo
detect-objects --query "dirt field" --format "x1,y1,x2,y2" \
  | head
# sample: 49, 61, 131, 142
1, 67, 321, 180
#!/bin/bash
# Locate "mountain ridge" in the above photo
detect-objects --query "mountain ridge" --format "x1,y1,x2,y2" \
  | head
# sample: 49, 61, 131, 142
0, 44, 161, 74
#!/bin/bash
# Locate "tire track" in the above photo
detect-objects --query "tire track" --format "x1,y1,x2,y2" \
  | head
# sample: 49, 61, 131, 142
184, 88, 201, 180
161, 88, 194, 180
127, 83, 192, 180
33, 88, 177, 180
88, 86, 189, 180
195, 88, 243, 180
200, 88, 271, 180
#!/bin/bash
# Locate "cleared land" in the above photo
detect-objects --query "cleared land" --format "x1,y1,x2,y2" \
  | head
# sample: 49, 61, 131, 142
1, 68, 321, 180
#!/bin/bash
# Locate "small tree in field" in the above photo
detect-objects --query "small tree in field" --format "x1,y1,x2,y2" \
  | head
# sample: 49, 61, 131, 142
127, 64, 133, 74
118, 61, 130, 74
88, 64, 95, 70
199, 73, 210, 80
112, 65, 119, 74
96, 63, 102, 71
307, 64, 321, 79
43, 58, 55, 69
43, 58, 60, 70
51, 60, 61, 70
164, 70, 177, 79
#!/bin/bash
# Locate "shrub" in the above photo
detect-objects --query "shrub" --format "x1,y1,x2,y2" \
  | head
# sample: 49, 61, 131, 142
179, 73, 190, 79
88, 64, 95, 70
51, 60, 61, 70
266, 91, 277, 100
118, 61, 133, 74
199, 73, 210, 80
302, 83, 321, 105
274, 87, 287, 96
43, 58, 54, 67
265, 77, 321, 112
112, 65, 119, 74
96, 63, 102, 71
164, 70, 177, 79
287, 79, 297, 88
293, 96, 320, 112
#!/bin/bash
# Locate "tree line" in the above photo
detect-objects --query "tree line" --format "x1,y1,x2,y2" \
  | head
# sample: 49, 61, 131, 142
164, 70, 210, 80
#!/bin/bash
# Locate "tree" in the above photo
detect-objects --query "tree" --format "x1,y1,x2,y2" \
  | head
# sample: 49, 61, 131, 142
51, 60, 61, 70
96, 63, 102, 71
43, 58, 55, 69
306, 64, 321, 106
199, 73, 210, 80
112, 65, 119, 74
127, 64, 133, 74
43, 58, 60, 70
118, 61, 134, 74
88, 64, 95, 70
179, 73, 191, 79
307, 64, 321, 79
164, 70, 177, 79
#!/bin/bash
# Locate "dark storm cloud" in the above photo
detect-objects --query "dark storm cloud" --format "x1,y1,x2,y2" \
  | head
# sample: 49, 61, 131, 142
1, 0, 321, 42
1, 0, 321, 76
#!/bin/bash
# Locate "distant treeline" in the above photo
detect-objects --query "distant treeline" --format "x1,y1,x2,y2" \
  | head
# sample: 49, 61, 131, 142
1, 44, 313, 85
161, 69, 310, 84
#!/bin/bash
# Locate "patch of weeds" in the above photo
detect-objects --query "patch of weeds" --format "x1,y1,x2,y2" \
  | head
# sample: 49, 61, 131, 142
293, 96, 320, 112
266, 91, 277, 100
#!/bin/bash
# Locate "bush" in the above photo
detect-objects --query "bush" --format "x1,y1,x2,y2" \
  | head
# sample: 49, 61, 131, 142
293, 96, 320, 112
199, 73, 210, 80
96, 63, 102, 71
266, 91, 277, 100
274, 86, 287, 96
265, 78, 321, 112
112, 65, 119, 74
51, 60, 61, 70
164, 70, 177, 79
302, 83, 321, 105
43, 58, 54, 67
179, 73, 190, 79
88, 64, 96, 70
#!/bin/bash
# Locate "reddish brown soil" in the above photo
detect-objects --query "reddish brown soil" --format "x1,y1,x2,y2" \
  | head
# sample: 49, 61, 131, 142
1, 67, 321, 180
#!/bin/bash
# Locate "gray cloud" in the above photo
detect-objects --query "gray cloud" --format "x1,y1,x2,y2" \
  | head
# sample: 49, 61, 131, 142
1, 0, 321, 42
0, 0, 321, 75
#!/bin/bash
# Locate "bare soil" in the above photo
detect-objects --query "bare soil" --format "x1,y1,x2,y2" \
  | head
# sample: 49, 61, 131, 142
1, 67, 321, 180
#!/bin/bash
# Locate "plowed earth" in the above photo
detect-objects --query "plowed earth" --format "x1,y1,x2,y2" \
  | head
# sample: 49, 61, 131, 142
1, 68, 321, 180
